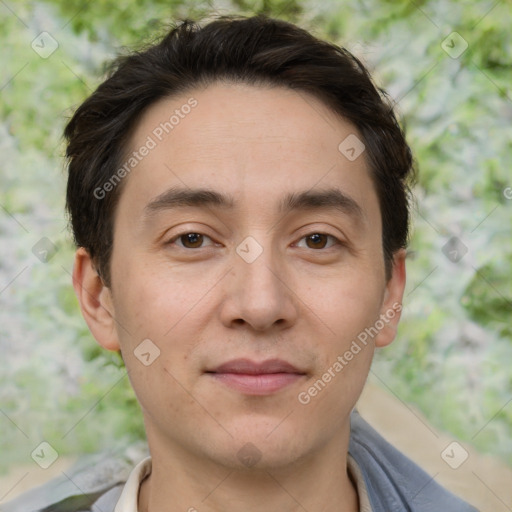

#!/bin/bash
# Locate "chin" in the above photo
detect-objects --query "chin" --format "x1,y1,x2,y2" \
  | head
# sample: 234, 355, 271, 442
207, 418, 316, 470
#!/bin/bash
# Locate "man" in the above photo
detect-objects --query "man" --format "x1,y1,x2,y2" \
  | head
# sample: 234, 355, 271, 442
3, 13, 478, 512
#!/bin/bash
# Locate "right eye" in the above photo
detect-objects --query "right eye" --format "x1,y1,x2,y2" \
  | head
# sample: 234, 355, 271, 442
168, 232, 215, 249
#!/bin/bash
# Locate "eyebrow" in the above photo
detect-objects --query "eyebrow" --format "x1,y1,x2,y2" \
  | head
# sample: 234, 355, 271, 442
279, 189, 363, 219
144, 187, 234, 216
143, 186, 363, 222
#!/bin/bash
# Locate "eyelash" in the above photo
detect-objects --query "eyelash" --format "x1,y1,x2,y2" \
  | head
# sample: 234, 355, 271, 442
167, 232, 342, 250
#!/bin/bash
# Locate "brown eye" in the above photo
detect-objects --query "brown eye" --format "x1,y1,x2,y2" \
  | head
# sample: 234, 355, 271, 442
179, 233, 204, 248
305, 233, 329, 249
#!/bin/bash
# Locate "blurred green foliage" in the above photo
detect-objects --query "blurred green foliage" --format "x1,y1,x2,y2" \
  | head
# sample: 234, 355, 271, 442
0, 0, 511, 474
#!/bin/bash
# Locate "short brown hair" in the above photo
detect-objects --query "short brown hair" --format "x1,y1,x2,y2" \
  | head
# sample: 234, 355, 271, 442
65, 14, 414, 286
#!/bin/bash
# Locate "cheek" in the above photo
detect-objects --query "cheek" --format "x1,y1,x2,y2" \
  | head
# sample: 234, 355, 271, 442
125, 358, 206, 437
297, 281, 380, 429
112, 259, 208, 342
111, 259, 218, 390
306, 272, 384, 344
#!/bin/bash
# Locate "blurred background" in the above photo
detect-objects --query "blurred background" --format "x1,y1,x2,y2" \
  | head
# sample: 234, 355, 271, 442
1, 0, 511, 510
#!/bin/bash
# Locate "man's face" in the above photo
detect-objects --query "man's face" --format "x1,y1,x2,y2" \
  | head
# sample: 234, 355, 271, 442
85, 83, 405, 470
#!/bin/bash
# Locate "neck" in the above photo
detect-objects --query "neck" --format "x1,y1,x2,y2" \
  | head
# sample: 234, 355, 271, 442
138, 432, 359, 512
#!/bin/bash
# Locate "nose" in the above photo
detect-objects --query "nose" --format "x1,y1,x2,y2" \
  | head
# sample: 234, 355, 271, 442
219, 243, 299, 332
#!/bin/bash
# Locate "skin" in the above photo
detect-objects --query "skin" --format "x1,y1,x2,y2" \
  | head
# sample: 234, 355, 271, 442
73, 82, 406, 512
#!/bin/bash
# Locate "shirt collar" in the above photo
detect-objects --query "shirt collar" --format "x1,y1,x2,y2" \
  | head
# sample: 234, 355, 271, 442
114, 456, 151, 512
114, 456, 371, 512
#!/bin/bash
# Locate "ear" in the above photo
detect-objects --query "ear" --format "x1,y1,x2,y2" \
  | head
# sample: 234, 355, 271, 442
374, 249, 407, 348
72, 247, 120, 351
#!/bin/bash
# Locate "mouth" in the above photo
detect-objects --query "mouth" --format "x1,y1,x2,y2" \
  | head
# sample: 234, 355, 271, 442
205, 358, 307, 395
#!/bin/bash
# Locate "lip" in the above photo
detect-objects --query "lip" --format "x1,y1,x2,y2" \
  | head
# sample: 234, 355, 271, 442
210, 358, 303, 375
206, 358, 306, 395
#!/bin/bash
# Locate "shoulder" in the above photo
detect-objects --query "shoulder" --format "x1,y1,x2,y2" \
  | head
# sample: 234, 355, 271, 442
0, 445, 148, 512
349, 409, 479, 511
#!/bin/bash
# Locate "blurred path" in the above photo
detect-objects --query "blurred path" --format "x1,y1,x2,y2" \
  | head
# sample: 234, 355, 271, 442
357, 382, 512, 511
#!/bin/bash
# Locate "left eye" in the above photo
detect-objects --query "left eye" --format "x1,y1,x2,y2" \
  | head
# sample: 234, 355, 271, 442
296, 233, 339, 249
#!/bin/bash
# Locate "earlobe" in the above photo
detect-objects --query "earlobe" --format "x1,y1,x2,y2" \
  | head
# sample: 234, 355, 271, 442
375, 249, 407, 348
72, 247, 120, 351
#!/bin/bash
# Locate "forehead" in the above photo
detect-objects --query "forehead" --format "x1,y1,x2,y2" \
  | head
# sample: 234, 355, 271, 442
117, 82, 378, 222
